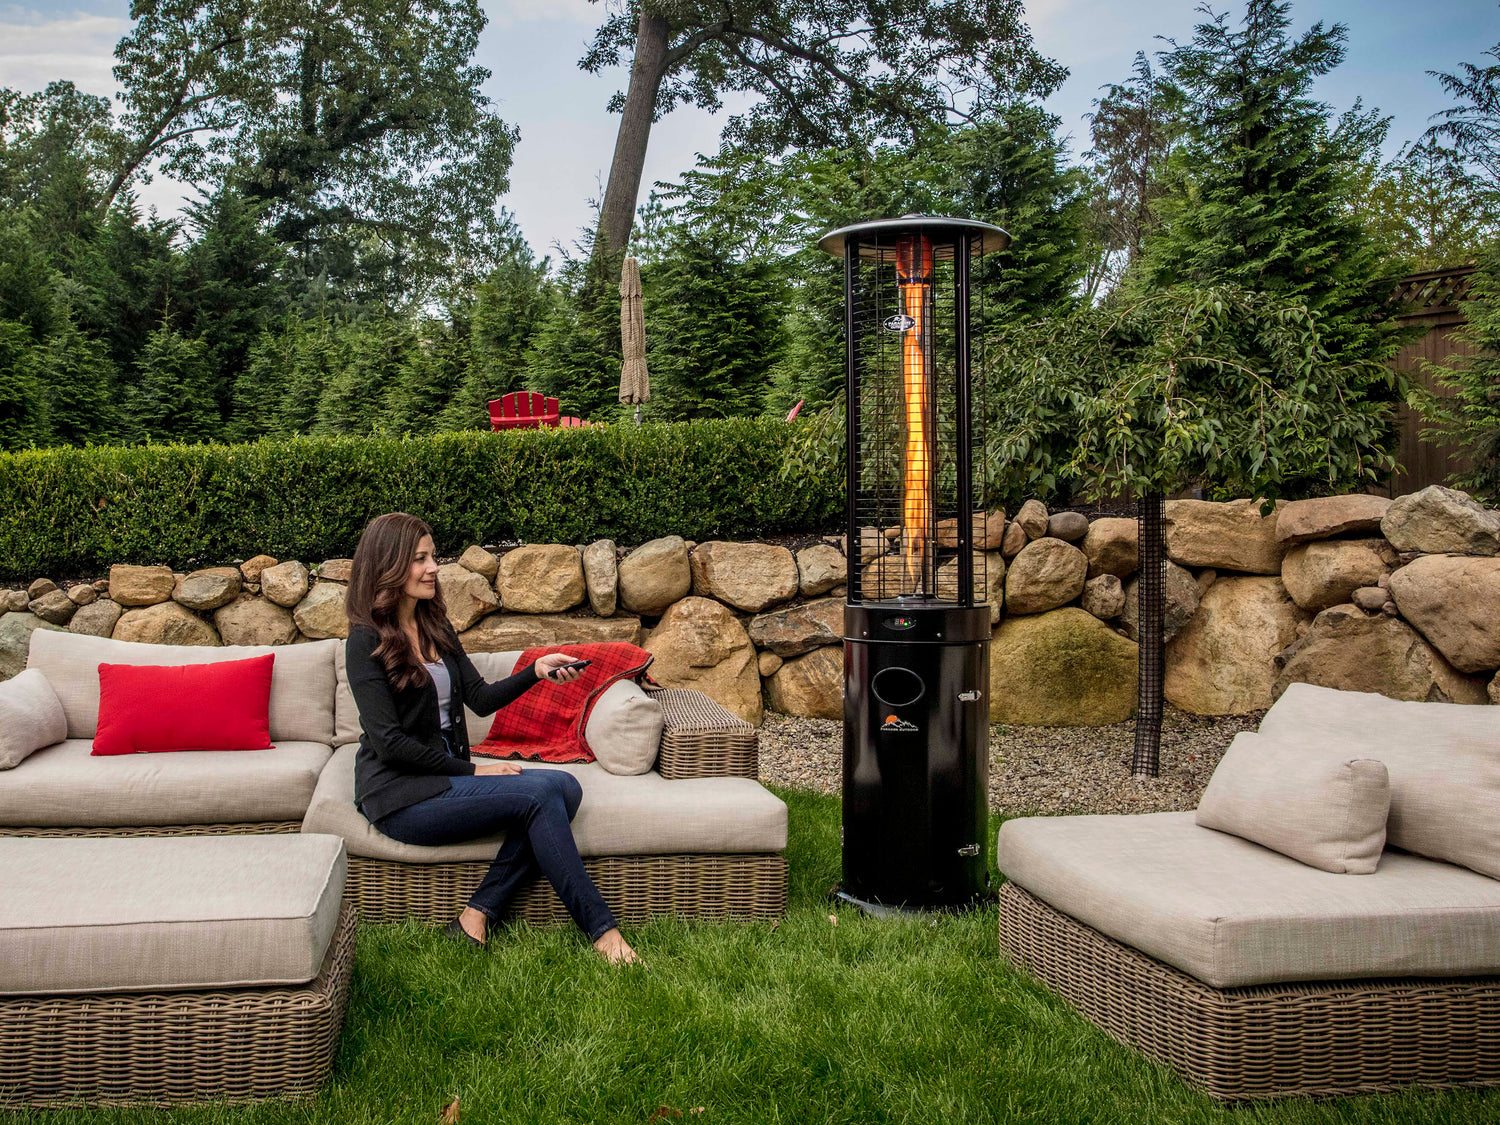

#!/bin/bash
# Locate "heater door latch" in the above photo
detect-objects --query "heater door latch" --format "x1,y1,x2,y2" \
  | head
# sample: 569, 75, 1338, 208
957, 690, 982, 703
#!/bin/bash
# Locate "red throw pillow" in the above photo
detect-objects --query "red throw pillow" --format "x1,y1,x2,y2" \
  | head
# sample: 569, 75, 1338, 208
92, 655, 276, 756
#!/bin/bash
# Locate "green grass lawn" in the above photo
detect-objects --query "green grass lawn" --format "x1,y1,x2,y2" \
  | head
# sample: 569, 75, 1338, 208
11, 789, 1500, 1124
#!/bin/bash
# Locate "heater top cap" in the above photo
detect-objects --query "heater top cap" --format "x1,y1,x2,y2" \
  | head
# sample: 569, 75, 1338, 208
816, 214, 1010, 258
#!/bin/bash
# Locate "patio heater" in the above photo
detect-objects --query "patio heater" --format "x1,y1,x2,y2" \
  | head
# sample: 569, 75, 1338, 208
819, 215, 1009, 912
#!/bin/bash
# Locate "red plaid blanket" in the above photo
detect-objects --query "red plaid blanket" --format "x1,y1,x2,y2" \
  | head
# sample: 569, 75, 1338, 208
472, 642, 655, 763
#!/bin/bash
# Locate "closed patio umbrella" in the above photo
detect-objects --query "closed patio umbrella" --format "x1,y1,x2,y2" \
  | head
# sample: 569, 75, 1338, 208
619, 256, 649, 423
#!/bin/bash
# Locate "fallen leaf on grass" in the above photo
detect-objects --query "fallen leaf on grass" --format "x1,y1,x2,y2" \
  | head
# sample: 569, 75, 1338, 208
648, 1107, 683, 1121
690, 1108, 706, 1116
439, 1096, 460, 1124
828, 914, 838, 926
769, 919, 780, 933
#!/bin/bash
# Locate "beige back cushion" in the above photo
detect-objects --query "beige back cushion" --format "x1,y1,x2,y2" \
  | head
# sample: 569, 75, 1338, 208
0, 669, 68, 770
1259, 683, 1500, 879
28, 630, 337, 746
1196, 732, 1389, 874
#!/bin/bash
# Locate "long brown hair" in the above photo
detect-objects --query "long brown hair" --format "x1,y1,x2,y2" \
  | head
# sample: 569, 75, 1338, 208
346, 512, 457, 691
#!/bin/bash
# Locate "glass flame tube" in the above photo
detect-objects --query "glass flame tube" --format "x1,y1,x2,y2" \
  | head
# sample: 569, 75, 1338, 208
895, 234, 935, 594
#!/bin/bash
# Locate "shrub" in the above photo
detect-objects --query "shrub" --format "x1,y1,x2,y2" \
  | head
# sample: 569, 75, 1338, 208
0, 419, 843, 579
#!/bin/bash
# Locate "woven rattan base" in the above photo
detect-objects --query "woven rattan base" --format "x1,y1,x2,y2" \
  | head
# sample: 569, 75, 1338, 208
0, 821, 302, 838
348, 851, 787, 924
0, 902, 355, 1108
998, 882, 1500, 1101
651, 689, 759, 779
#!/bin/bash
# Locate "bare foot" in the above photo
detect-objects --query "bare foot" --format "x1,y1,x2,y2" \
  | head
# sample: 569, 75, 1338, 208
593, 928, 641, 965
459, 906, 488, 943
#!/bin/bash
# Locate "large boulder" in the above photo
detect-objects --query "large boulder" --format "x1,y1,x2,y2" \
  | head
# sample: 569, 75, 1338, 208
795, 542, 846, 597
989, 608, 1137, 726
438, 562, 500, 631
690, 541, 799, 613
458, 545, 500, 581
497, 545, 586, 614
27, 589, 77, 626
748, 597, 843, 658
1013, 499, 1049, 540
643, 596, 762, 724
260, 560, 310, 608
108, 564, 176, 607
316, 559, 353, 583
1280, 538, 1396, 612
1276, 494, 1390, 544
68, 598, 122, 638
1381, 485, 1500, 556
934, 552, 1006, 623
1004, 537, 1087, 615
936, 511, 1007, 550
1082, 517, 1138, 578
617, 536, 692, 615
0, 612, 65, 679
27, 578, 56, 599
1121, 560, 1201, 643
859, 559, 912, 600
173, 567, 242, 612
460, 613, 642, 652
214, 595, 300, 647
1388, 554, 1500, 673
66, 584, 97, 606
114, 602, 220, 646
1273, 603, 1487, 704
2, 590, 28, 613
582, 540, 618, 617
1164, 499, 1286, 574
1165, 577, 1308, 714
764, 645, 843, 720
292, 582, 349, 640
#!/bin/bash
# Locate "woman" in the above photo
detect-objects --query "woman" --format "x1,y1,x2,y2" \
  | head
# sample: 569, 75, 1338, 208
344, 512, 638, 963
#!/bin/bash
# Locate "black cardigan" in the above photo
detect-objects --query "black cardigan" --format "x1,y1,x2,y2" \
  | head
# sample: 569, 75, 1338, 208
347, 622, 540, 823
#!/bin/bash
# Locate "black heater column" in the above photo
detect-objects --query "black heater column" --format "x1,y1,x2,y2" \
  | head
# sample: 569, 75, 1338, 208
818, 215, 1010, 912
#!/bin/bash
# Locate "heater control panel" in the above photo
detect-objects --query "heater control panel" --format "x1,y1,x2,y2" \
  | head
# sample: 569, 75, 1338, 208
844, 605, 991, 646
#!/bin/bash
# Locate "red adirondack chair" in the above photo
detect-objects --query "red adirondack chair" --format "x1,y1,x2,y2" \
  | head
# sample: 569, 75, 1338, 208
488, 392, 561, 430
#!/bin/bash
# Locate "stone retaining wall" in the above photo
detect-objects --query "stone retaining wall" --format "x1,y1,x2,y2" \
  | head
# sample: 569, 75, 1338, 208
4, 484, 1498, 726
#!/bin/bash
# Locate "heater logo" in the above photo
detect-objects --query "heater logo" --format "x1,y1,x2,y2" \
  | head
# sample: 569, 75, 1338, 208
882, 313, 916, 333
881, 714, 919, 733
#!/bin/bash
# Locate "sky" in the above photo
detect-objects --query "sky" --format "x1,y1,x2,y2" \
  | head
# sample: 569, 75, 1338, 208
1, 0, 1493, 263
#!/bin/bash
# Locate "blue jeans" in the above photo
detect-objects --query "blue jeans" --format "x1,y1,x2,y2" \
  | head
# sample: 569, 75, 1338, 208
375, 767, 618, 941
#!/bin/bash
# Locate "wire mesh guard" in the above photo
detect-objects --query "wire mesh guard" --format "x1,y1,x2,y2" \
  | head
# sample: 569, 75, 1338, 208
845, 230, 986, 608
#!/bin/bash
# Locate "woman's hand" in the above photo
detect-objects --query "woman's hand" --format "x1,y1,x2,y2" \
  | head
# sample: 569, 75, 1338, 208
474, 759, 523, 776
534, 653, 587, 684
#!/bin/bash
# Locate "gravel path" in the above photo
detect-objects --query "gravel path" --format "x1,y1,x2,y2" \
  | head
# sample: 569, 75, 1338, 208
758, 708, 1264, 816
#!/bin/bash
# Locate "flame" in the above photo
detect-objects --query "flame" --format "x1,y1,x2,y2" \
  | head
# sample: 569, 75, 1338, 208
896, 234, 934, 593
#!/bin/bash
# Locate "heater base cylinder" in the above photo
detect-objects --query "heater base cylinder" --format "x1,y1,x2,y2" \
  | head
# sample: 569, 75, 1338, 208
842, 604, 990, 910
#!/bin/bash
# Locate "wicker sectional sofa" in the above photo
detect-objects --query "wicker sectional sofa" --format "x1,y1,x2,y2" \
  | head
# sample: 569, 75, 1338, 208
997, 684, 1500, 1101
0, 629, 789, 924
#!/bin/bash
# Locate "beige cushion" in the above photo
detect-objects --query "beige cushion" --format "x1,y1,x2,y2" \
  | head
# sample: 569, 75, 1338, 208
302, 744, 787, 861
1196, 731, 1390, 874
1259, 683, 1500, 879
0, 834, 345, 995
998, 811, 1500, 989
0, 669, 67, 770
28, 630, 338, 746
0, 739, 332, 826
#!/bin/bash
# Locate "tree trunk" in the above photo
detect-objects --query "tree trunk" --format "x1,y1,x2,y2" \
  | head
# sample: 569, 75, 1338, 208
1132, 492, 1165, 778
597, 10, 671, 262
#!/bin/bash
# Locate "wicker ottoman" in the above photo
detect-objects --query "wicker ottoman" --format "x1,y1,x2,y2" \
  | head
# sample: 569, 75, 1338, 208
0, 834, 354, 1107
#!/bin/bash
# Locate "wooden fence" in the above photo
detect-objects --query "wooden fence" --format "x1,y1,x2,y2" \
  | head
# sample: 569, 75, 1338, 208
1384, 265, 1479, 496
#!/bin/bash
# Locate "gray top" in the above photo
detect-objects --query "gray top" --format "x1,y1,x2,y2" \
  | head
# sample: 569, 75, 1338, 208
424, 660, 452, 731
816, 214, 1010, 258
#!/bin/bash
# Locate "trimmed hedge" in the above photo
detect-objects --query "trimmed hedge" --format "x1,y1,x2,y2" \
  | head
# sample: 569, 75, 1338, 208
0, 419, 845, 580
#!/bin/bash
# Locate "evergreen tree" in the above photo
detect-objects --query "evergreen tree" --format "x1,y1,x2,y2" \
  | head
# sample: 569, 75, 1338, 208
525, 250, 623, 420
643, 234, 787, 420
229, 325, 292, 441
1418, 242, 1500, 501
124, 322, 220, 443
315, 318, 409, 435
0, 320, 48, 450
42, 316, 118, 445
1138, 0, 1397, 361
180, 188, 291, 417
278, 316, 341, 436
386, 320, 468, 434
